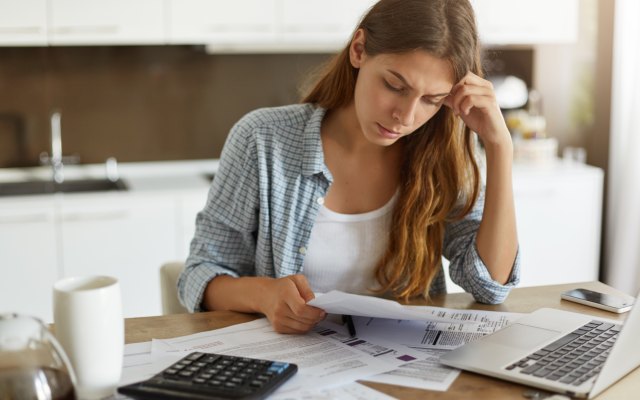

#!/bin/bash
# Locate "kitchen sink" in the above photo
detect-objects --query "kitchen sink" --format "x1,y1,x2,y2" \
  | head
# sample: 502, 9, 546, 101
0, 178, 128, 197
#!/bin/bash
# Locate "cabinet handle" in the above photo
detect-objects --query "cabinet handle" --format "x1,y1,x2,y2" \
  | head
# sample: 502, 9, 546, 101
0, 213, 51, 224
0, 27, 42, 35
62, 210, 129, 222
281, 24, 342, 33
52, 25, 119, 35
206, 24, 272, 33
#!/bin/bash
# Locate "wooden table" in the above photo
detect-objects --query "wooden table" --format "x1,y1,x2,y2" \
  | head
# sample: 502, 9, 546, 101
124, 281, 639, 399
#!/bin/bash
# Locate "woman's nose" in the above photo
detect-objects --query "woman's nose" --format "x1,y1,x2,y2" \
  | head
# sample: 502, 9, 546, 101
392, 98, 418, 126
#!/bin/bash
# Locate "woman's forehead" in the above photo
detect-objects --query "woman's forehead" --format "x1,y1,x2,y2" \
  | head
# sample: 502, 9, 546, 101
374, 51, 455, 91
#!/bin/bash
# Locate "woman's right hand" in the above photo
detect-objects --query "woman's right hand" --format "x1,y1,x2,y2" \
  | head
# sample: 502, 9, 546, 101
258, 274, 326, 334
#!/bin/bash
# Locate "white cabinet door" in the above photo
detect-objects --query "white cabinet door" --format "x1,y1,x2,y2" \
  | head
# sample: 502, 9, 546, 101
175, 188, 209, 260
513, 163, 603, 287
0, 0, 47, 46
472, 0, 578, 45
60, 193, 176, 317
444, 162, 603, 293
278, 0, 374, 48
49, 0, 165, 45
172, 0, 375, 52
168, 0, 277, 46
0, 198, 58, 322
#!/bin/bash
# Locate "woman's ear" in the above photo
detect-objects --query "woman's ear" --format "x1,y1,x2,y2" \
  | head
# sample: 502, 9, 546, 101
349, 29, 366, 68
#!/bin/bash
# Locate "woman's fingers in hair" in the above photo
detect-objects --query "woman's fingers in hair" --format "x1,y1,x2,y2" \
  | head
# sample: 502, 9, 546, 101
449, 73, 497, 116
455, 71, 492, 89
447, 72, 511, 144
458, 94, 498, 116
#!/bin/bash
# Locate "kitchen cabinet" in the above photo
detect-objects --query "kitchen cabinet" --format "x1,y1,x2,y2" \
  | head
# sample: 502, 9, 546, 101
175, 188, 210, 260
278, 0, 376, 48
179, 0, 377, 52
0, 0, 580, 48
0, 0, 47, 46
59, 193, 176, 318
512, 162, 603, 286
472, 0, 578, 45
168, 0, 277, 46
48, 0, 165, 45
0, 173, 211, 321
0, 197, 58, 322
444, 161, 603, 293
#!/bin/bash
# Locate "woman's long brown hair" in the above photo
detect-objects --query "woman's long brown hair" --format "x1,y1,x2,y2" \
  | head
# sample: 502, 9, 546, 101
302, 0, 482, 300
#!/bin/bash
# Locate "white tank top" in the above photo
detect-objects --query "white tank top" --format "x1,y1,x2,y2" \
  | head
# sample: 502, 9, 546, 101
302, 191, 398, 295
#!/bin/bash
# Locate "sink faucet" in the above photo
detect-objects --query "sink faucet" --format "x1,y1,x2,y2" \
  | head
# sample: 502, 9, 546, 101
50, 111, 64, 183
39, 110, 79, 183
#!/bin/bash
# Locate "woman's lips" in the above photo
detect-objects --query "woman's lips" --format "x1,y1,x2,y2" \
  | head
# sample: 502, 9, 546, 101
377, 123, 401, 139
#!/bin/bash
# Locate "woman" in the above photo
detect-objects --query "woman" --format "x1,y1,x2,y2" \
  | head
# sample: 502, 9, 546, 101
178, 0, 520, 334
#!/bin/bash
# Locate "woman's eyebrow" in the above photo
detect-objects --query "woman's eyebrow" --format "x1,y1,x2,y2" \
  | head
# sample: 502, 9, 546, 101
387, 70, 451, 98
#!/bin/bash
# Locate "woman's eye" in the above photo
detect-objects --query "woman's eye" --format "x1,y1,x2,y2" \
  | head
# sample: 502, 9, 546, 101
383, 80, 403, 93
422, 96, 444, 106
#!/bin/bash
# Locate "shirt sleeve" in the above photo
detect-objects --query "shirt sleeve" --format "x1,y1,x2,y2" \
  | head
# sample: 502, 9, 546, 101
443, 185, 521, 304
177, 118, 260, 312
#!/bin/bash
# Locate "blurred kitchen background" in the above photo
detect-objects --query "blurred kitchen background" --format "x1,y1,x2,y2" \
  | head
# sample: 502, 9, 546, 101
1, 0, 639, 321
0, 1, 598, 167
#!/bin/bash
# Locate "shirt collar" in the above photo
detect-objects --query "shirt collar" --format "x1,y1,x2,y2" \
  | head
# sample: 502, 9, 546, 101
301, 106, 333, 182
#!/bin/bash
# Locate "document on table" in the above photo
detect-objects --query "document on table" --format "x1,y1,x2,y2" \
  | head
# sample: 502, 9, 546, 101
149, 318, 399, 395
271, 381, 398, 400
114, 341, 181, 399
352, 308, 524, 350
118, 306, 523, 396
314, 320, 423, 366
314, 320, 459, 392
308, 290, 482, 322
367, 348, 459, 391
344, 308, 524, 391
116, 339, 396, 400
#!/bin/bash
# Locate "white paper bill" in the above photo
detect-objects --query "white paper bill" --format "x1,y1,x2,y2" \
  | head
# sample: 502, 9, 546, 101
315, 320, 460, 391
353, 308, 524, 350
308, 291, 481, 323
364, 348, 460, 391
271, 381, 398, 400
149, 318, 398, 395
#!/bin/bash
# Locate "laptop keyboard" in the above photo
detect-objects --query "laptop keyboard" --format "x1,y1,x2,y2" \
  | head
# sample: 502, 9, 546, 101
505, 320, 621, 386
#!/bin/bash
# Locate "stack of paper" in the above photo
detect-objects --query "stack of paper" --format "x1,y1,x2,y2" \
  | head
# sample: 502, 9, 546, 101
118, 291, 524, 399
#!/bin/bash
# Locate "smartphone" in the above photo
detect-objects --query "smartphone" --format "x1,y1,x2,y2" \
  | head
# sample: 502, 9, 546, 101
561, 288, 634, 313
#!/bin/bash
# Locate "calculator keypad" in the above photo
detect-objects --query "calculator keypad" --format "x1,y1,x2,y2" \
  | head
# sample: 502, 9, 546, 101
138, 352, 296, 399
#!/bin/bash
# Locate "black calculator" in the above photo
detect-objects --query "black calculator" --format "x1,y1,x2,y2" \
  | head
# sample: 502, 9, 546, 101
118, 351, 298, 400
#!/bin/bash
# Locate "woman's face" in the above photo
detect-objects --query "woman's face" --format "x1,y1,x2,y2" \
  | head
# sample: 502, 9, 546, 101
350, 31, 455, 146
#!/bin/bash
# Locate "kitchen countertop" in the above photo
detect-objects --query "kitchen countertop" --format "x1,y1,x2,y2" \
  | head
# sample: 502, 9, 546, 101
0, 159, 219, 197
0, 158, 602, 199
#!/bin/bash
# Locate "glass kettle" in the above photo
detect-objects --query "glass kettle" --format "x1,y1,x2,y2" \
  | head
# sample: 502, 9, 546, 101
0, 313, 77, 400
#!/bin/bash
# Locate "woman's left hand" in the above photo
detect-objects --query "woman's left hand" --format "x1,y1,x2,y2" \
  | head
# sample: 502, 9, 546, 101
443, 72, 511, 148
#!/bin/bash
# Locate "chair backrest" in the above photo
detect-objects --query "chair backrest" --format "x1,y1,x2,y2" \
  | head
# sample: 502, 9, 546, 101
159, 261, 189, 314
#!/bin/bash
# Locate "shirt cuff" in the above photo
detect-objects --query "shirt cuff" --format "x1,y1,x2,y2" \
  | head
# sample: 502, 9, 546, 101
178, 263, 238, 312
462, 239, 521, 304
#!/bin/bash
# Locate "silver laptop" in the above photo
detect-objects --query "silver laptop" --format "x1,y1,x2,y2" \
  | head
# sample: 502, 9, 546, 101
440, 292, 640, 398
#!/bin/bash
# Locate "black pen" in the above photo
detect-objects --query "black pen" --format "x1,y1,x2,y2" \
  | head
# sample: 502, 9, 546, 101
342, 314, 357, 338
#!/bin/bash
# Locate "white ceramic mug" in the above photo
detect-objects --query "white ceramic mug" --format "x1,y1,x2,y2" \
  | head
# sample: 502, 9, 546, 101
53, 276, 124, 399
